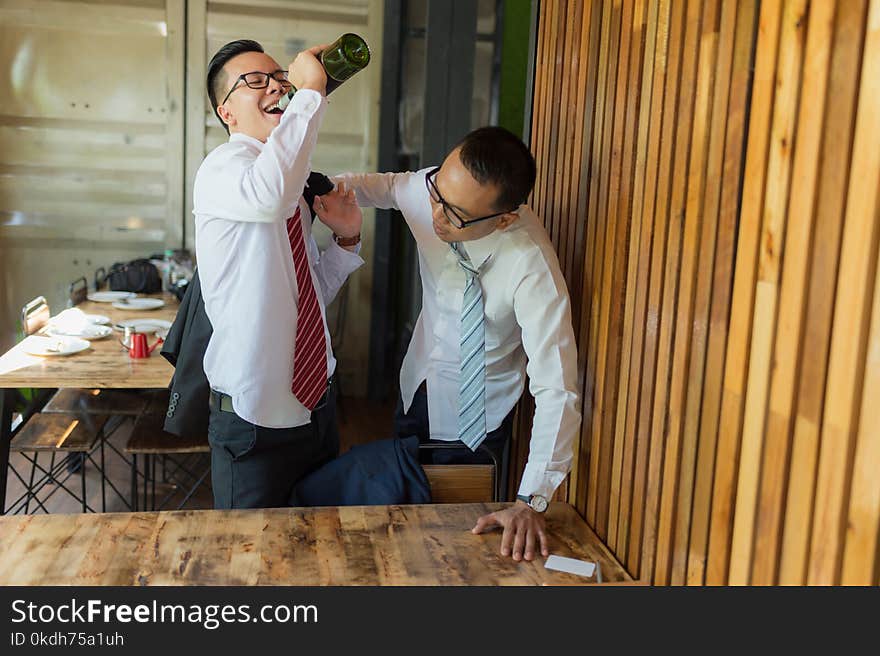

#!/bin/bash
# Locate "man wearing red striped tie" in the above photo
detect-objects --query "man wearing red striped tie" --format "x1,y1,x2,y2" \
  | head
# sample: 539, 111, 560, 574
193, 40, 364, 509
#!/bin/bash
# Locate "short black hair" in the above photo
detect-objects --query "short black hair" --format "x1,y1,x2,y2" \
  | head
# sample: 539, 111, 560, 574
207, 39, 264, 134
455, 126, 537, 211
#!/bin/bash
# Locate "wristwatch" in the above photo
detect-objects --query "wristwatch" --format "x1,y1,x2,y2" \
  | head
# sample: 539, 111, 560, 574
516, 494, 549, 513
333, 232, 361, 247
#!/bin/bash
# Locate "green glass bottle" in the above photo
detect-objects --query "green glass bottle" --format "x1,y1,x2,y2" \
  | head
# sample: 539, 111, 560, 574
278, 33, 371, 110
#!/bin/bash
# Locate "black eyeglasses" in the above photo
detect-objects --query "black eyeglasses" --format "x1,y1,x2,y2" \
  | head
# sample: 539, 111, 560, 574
425, 167, 515, 229
220, 70, 291, 106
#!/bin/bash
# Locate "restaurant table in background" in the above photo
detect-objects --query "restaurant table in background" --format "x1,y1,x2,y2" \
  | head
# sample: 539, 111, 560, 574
0, 293, 179, 513
0, 502, 631, 585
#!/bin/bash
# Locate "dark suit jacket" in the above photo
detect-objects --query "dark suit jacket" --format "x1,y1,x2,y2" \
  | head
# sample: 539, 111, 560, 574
292, 436, 431, 506
160, 267, 212, 438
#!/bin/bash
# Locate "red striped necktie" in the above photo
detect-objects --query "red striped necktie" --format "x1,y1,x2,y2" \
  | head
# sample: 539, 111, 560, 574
287, 207, 328, 410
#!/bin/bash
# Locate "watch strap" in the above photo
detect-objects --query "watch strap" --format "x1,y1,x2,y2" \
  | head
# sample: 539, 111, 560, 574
517, 493, 548, 512
333, 232, 361, 247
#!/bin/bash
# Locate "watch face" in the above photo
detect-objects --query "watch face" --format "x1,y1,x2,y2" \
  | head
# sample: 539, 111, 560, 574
531, 495, 548, 512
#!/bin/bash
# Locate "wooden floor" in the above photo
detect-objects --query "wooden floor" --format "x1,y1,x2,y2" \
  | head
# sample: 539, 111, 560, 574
3, 394, 396, 515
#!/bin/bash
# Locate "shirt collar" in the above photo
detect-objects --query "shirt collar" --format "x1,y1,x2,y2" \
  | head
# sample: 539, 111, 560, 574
454, 210, 521, 270
229, 132, 265, 149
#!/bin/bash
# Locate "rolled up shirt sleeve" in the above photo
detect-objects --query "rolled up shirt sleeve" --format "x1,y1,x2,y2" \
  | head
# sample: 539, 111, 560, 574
511, 248, 581, 501
308, 232, 364, 305
193, 89, 327, 224
331, 172, 403, 210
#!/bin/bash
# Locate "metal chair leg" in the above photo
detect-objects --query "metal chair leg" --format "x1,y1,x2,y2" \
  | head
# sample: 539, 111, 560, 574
142, 455, 149, 511
25, 452, 38, 514
131, 454, 138, 512
100, 435, 106, 512
80, 454, 87, 513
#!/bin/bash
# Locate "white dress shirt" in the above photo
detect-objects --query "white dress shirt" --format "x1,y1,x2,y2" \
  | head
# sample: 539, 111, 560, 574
194, 89, 364, 428
336, 169, 580, 500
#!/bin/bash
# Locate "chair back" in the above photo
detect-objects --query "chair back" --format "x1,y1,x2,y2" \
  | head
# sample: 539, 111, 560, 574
21, 296, 50, 336
68, 276, 88, 307
423, 464, 496, 503
419, 442, 500, 502
94, 266, 107, 291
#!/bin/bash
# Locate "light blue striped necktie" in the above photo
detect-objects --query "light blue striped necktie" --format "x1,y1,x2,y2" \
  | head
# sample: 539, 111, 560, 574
451, 241, 487, 451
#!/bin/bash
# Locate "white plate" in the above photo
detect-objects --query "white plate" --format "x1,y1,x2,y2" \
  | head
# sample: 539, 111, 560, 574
112, 298, 165, 311
114, 318, 172, 334
87, 291, 137, 303
47, 324, 113, 340
21, 335, 91, 357
84, 314, 110, 325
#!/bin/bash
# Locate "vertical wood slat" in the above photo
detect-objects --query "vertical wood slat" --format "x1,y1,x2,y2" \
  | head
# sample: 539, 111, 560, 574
573, 0, 606, 513
705, 0, 785, 585
528, 0, 550, 228
561, 0, 596, 506
569, 0, 601, 503
808, 0, 880, 585
641, 0, 704, 583
655, 0, 721, 586
616, 0, 672, 561
686, 0, 759, 586
728, 0, 809, 586
543, 0, 567, 249
594, 0, 637, 541
568, 0, 603, 328
525, 0, 879, 584
749, 0, 836, 586
583, 0, 616, 525
673, 0, 740, 586
626, 0, 687, 575
556, 0, 583, 279
777, 0, 869, 585
586, 0, 625, 529
841, 228, 880, 585
608, 0, 656, 554
536, 0, 553, 222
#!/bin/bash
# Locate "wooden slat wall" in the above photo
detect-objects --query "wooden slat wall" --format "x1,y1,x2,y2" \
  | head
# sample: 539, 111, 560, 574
520, 0, 880, 585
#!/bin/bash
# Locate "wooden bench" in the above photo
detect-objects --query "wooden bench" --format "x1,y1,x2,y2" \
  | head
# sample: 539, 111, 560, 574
42, 388, 149, 415
124, 411, 209, 511
11, 413, 107, 453
8, 413, 109, 513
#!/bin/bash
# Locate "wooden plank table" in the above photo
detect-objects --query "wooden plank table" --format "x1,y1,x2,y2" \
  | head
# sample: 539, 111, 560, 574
0, 293, 179, 512
0, 502, 632, 585
0, 294, 178, 389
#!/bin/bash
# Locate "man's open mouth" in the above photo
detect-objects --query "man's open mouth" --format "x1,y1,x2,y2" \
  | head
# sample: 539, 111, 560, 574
263, 101, 283, 115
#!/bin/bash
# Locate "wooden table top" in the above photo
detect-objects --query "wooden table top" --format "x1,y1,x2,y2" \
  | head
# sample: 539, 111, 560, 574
0, 294, 178, 389
0, 503, 631, 585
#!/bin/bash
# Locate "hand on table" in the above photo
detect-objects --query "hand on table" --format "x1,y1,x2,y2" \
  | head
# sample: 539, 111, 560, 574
472, 501, 549, 562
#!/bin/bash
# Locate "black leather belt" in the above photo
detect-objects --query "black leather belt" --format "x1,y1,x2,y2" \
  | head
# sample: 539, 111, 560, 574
210, 376, 334, 415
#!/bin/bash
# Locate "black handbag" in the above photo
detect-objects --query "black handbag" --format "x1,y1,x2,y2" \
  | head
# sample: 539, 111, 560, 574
107, 259, 162, 294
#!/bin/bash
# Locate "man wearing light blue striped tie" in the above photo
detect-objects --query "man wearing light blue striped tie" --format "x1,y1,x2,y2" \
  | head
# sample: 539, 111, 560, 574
450, 240, 489, 452
330, 127, 581, 562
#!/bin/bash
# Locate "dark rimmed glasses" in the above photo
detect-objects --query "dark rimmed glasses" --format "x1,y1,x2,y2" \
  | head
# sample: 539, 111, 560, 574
220, 70, 291, 106
425, 166, 516, 229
